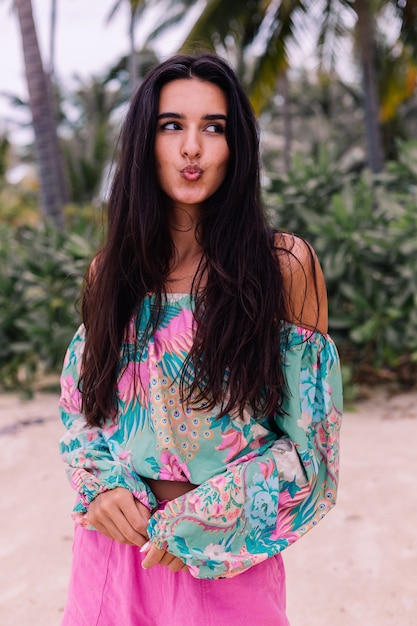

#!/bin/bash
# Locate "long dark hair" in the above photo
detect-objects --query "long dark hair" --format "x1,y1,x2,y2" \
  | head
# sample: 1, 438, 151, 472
80, 53, 289, 427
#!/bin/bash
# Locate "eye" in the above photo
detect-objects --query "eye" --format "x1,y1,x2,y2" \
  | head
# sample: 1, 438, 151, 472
205, 123, 225, 134
160, 121, 182, 131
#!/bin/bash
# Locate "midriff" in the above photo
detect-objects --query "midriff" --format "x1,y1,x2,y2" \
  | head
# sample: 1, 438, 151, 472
146, 478, 198, 502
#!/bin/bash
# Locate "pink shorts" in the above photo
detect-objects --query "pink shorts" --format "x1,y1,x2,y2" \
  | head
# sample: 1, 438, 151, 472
61, 524, 289, 626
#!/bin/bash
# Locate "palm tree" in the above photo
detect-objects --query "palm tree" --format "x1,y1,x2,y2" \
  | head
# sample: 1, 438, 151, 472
180, 0, 307, 172
181, 0, 417, 173
322, 0, 384, 171
181, 1, 306, 111
304, 0, 417, 171
367, 2, 417, 159
107, 0, 199, 96
13, 0, 65, 227
48, 0, 58, 80
107, 0, 147, 95
60, 74, 126, 203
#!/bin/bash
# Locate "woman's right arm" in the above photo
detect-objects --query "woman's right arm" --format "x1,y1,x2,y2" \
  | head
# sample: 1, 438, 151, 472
59, 324, 158, 545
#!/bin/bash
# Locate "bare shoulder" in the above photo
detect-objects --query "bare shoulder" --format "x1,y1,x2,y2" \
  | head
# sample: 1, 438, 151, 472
87, 253, 102, 283
273, 232, 328, 334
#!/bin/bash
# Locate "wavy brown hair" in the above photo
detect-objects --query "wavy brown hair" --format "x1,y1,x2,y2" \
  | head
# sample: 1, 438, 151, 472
80, 53, 293, 427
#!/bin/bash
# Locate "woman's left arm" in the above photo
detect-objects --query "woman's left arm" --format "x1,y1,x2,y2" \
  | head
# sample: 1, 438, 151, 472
145, 331, 342, 578
145, 236, 343, 579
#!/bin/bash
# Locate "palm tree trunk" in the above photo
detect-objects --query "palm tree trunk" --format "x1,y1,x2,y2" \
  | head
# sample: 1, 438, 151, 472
14, 0, 65, 228
49, 0, 57, 78
129, 7, 138, 95
354, 0, 384, 173
279, 70, 292, 173
47, 0, 68, 204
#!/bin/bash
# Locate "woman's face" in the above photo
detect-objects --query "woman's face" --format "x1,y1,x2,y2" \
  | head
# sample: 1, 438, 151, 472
154, 78, 230, 213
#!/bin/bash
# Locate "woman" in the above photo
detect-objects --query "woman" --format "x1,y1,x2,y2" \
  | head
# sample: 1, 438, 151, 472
59, 53, 342, 626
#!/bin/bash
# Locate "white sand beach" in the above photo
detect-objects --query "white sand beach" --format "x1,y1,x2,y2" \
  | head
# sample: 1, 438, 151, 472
0, 390, 416, 625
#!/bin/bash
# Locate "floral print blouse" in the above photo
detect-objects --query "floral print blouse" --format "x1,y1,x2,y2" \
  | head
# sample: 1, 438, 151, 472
59, 293, 343, 580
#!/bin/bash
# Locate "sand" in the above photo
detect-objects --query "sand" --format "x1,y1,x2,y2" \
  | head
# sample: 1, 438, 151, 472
0, 390, 416, 626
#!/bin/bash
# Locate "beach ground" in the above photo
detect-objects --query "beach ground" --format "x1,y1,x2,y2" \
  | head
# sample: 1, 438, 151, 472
0, 390, 415, 625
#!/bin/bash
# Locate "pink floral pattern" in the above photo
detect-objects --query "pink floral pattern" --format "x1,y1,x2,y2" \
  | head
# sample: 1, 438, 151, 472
59, 294, 342, 579
159, 451, 191, 481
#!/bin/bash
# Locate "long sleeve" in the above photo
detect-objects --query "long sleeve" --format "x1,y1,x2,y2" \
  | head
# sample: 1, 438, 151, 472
59, 325, 158, 521
147, 326, 342, 579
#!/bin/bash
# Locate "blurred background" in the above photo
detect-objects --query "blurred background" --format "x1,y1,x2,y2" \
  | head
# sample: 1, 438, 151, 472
1, 0, 417, 398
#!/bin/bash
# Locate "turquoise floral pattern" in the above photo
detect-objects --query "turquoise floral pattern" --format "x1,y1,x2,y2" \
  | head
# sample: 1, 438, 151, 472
59, 294, 343, 579
245, 473, 279, 527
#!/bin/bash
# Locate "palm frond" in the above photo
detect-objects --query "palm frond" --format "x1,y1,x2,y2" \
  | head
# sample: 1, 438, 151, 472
106, 0, 124, 24
180, 0, 256, 51
397, 0, 417, 58
248, 0, 306, 114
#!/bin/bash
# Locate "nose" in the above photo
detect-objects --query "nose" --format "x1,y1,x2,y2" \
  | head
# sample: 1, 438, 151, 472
181, 128, 201, 159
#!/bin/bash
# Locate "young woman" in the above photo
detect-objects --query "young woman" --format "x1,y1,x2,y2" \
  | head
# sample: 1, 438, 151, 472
59, 53, 342, 626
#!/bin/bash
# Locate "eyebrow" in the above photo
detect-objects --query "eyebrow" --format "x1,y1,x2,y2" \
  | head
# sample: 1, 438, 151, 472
157, 112, 227, 121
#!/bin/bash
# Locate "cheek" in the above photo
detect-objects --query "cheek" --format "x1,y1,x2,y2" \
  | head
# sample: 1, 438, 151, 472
217, 144, 230, 169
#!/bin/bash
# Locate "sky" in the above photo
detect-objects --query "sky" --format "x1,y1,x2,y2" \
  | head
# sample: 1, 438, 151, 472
1, 1, 123, 128
0, 0, 199, 140
0, 0, 363, 147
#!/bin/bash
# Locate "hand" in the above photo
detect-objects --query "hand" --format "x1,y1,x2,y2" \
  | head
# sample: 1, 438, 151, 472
141, 542, 189, 572
86, 487, 150, 547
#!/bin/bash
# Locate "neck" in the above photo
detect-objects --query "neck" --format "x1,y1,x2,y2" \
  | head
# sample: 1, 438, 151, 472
166, 207, 204, 292
169, 204, 202, 262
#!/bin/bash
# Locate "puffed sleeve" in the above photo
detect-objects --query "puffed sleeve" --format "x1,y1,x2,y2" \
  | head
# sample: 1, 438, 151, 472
147, 326, 342, 579
59, 325, 158, 524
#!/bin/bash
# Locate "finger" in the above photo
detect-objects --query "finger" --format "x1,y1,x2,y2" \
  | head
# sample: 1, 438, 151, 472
88, 507, 147, 546
99, 490, 150, 538
141, 543, 167, 569
122, 497, 151, 536
110, 513, 148, 546
88, 491, 148, 546
167, 558, 186, 572
134, 498, 152, 523
86, 510, 138, 544
158, 552, 178, 567
140, 541, 151, 554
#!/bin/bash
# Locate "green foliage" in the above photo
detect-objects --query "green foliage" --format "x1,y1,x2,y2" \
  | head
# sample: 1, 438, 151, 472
0, 180, 40, 227
265, 140, 417, 385
0, 220, 97, 392
0, 134, 10, 180
2, 141, 417, 393
59, 74, 125, 204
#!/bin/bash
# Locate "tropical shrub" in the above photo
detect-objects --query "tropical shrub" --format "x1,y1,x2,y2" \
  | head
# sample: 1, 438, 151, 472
265, 140, 417, 386
0, 220, 98, 391
1, 141, 417, 393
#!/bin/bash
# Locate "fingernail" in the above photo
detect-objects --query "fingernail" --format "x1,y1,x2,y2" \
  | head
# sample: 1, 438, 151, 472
140, 541, 150, 553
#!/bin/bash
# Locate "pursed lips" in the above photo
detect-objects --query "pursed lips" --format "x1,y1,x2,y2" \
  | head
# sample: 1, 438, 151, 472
181, 165, 203, 182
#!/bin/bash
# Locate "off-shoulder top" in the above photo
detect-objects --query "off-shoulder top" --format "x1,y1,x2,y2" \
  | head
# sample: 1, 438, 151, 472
59, 293, 343, 579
